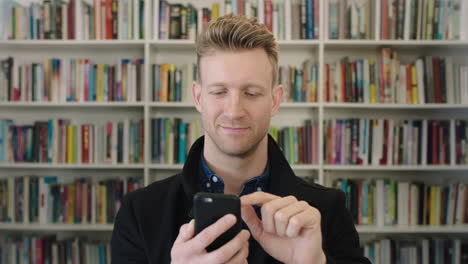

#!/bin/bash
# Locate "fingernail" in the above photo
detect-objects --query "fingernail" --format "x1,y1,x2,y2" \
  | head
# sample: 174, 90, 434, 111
225, 214, 236, 224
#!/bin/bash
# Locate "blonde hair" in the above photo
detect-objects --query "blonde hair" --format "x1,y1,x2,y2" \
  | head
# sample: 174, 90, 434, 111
195, 14, 279, 87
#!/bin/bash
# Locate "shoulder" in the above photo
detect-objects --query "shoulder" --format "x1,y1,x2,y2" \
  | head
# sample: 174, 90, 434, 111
124, 173, 183, 209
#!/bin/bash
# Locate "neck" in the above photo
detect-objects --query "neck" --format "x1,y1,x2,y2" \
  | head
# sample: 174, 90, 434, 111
203, 135, 268, 195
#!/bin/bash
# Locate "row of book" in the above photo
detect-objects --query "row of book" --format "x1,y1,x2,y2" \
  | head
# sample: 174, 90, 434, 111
328, 0, 468, 41
152, 63, 196, 102
0, 57, 145, 103
151, 61, 318, 103
4, 52, 466, 104
324, 49, 468, 104
327, 0, 375, 40
0, 176, 142, 224
324, 119, 468, 166
380, 0, 467, 41
151, 118, 202, 164
279, 61, 318, 103
157, 0, 319, 41
1, 58, 319, 104
0, 236, 110, 264
150, 118, 319, 165
269, 120, 319, 165
0, 119, 145, 164
363, 238, 468, 264
333, 179, 467, 226
0, 0, 145, 40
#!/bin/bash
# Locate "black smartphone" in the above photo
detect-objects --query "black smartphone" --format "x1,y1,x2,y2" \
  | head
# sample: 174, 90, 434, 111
193, 192, 242, 252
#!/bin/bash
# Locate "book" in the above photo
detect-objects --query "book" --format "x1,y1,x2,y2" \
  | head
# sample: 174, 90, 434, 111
0, 0, 144, 40
0, 175, 142, 224
364, 238, 468, 264
155, 0, 319, 41
323, 49, 468, 104
0, 235, 111, 264
151, 117, 201, 164
334, 178, 467, 227
0, 57, 144, 103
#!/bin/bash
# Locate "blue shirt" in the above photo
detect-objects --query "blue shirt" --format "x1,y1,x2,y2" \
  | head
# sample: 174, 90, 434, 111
198, 156, 270, 196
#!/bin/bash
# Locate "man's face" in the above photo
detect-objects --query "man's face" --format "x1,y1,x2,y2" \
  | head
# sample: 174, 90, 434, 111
193, 48, 283, 158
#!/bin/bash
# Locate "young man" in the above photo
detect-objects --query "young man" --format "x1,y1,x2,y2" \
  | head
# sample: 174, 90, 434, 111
111, 14, 370, 264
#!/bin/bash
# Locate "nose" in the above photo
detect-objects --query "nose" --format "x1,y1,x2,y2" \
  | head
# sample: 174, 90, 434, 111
224, 92, 246, 120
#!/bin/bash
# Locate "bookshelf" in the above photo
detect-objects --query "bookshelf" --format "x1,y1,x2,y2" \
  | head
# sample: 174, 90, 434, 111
0, 223, 114, 232
1, 0, 468, 248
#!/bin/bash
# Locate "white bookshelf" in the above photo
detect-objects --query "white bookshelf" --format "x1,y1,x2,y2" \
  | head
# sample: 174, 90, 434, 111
0, 163, 145, 169
1, 0, 467, 237
323, 102, 468, 109
0, 102, 145, 107
2, 222, 468, 234
3, 222, 468, 235
323, 165, 468, 171
356, 225, 468, 234
0, 223, 113, 232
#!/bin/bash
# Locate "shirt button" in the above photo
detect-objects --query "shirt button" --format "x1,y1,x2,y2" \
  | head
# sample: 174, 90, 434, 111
211, 176, 218, 183
257, 187, 262, 191
206, 182, 211, 188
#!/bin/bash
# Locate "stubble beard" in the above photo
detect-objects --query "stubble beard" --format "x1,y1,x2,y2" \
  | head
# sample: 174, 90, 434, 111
206, 128, 267, 159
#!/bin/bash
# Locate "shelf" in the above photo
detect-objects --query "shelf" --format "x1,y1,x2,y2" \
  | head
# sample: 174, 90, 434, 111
0, 223, 113, 232
291, 164, 320, 170
357, 225, 468, 234
277, 40, 321, 49
2, 39, 466, 48
2, 223, 467, 233
324, 39, 468, 48
148, 164, 184, 170
0, 102, 145, 108
148, 102, 320, 108
149, 102, 195, 108
148, 164, 319, 170
324, 165, 468, 171
0, 163, 145, 169
4, 102, 464, 109
0, 40, 145, 48
280, 102, 320, 108
323, 103, 468, 109
149, 39, 320, 48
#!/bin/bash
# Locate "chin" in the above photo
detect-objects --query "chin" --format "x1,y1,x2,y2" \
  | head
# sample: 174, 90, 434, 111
218, 140, 260, 158
221, 148, 254, 158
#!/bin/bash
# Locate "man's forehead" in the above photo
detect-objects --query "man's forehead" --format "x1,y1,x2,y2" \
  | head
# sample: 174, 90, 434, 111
198, 48, 274, 87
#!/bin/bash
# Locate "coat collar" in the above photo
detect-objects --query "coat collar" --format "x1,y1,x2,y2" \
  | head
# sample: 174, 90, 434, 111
180, 134, 299, 203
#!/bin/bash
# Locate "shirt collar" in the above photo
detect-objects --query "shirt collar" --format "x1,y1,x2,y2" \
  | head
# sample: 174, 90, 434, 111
198, 155, 270, 196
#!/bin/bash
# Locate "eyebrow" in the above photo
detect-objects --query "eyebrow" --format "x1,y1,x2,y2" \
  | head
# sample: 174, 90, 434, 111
206, 82, 267, 90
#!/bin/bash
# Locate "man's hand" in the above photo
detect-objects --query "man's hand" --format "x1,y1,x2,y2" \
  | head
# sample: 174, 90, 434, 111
171, 214, 250, 264
241, 192, 326, 264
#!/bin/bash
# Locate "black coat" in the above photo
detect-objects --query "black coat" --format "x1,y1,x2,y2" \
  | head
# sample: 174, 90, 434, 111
111, 135, 371, 264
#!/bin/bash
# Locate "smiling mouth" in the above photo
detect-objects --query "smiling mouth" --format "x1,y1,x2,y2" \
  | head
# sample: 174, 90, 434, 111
220, 126, 249, 131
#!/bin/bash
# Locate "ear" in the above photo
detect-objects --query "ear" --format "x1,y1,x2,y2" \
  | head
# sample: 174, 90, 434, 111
271, 84, 283, 116
192, 81, 203, 113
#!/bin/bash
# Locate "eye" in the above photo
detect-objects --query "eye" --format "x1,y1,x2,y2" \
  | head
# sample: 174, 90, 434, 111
211, 91, 226, 95
246, 92, 257, 97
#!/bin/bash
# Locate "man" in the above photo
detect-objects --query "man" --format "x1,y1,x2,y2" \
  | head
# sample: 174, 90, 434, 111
111, 14, 370, 264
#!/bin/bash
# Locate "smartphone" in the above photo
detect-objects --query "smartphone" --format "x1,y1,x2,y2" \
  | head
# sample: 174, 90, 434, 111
193, 192, 242, 252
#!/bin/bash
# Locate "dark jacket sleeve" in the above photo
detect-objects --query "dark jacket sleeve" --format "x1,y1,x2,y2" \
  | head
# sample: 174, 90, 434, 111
325, 190, 371, 264
111, 193, 149, 264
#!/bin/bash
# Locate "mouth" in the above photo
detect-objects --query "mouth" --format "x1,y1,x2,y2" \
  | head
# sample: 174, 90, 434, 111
220, 126, 249, 133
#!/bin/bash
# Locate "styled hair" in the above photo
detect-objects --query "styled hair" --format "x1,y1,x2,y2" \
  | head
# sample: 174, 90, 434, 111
195, 14, 279, 87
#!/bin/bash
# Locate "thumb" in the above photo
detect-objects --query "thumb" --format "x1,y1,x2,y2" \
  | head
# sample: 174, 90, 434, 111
241, 205, 264, 241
